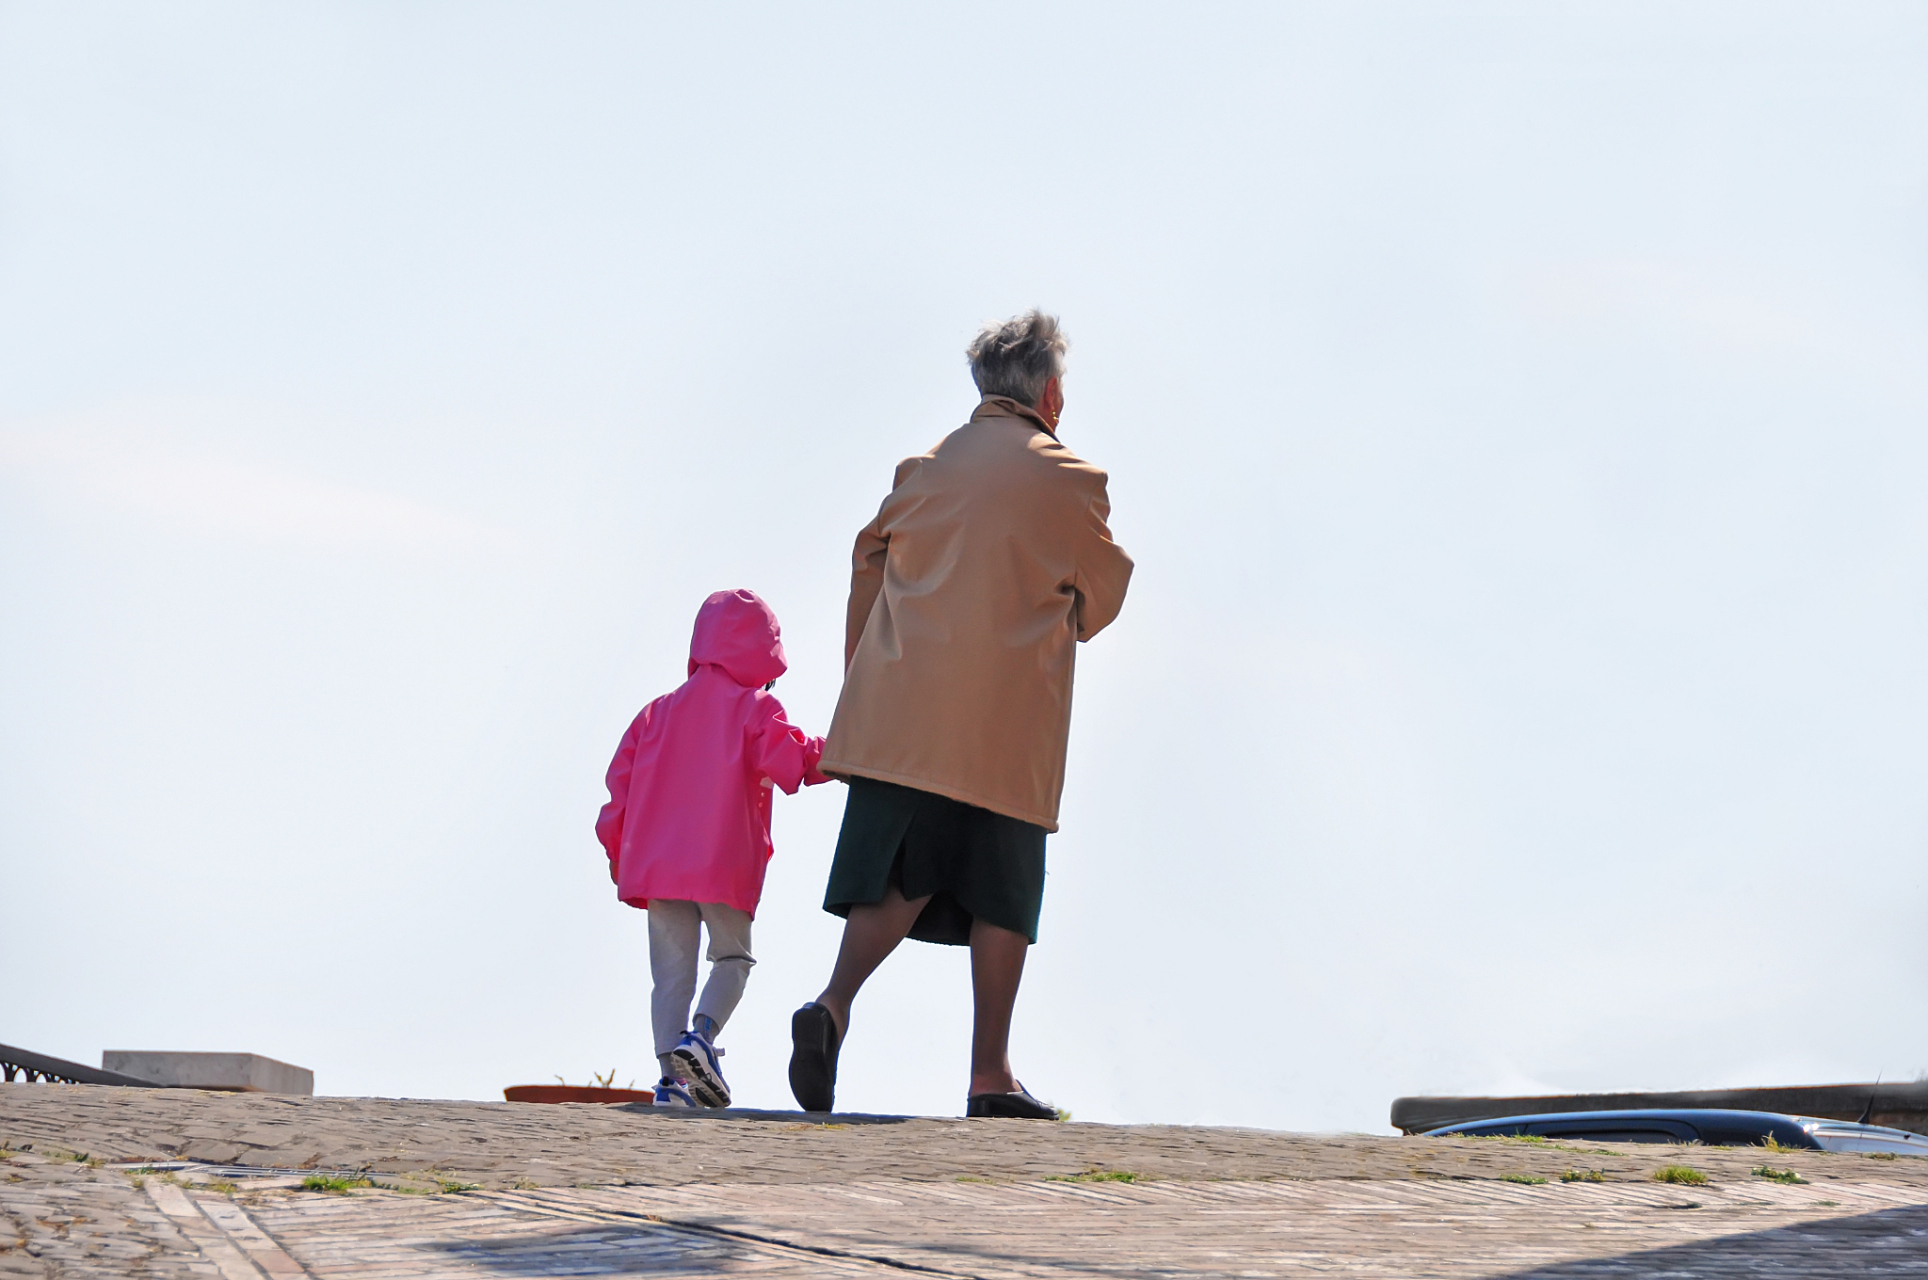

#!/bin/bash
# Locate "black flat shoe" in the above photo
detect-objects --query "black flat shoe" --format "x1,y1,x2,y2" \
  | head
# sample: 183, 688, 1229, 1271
788, 1002, 841, 1113
965, 1083, 1059, 1120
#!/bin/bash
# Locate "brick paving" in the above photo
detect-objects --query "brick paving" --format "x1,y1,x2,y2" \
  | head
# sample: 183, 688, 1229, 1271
7, 1085, 1928, 1276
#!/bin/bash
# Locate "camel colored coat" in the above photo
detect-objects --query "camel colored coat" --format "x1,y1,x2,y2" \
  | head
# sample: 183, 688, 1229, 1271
820, 396, 1133, 831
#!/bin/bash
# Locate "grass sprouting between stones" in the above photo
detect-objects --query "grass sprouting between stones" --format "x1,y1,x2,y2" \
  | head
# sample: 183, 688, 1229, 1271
1046, 1169, 1141, 1184
1752, 1165, 1804, 1184
1459, 1133, 1614, 1156
1500, 1173, 1547, 1185
1652, 1165, 1708, 1186
1561, 1169, 1607, 1183
301, 1175, 372, 1194
40, 1149, 98, 1166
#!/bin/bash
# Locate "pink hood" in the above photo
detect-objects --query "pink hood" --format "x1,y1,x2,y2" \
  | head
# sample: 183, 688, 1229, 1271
596, 589, 828, 917
689, 589, 788, 687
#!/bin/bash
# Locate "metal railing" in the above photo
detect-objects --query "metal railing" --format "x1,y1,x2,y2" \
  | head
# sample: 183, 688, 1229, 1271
0, 1043, 151, 1087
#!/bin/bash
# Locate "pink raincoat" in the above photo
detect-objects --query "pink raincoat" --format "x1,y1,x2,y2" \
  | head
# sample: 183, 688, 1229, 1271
596, 590, 829, 916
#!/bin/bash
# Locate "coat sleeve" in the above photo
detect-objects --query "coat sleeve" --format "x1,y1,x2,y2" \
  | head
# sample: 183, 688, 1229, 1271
594, 708, 648, 864
844, 453, 933, 659
844, 514, 888, 671
748, 693, 830, 795
1072, 471, 1134, 642
844, 454, 931, 667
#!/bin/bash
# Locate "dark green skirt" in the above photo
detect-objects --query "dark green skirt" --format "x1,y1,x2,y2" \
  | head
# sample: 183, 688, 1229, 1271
823, 776, 1047, 946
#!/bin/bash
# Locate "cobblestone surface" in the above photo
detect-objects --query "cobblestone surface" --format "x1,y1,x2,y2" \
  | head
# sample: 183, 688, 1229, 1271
0, 1153, 215, 1280
9, 1085, 1928, 1192
6, 1085, 1928, 1276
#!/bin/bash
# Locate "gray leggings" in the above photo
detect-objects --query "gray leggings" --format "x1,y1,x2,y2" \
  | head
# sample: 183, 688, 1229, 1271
647, 900, 755, 1057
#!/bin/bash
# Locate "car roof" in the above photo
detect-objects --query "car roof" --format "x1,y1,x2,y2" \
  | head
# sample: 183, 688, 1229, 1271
1423, 1108, 1806, 1133
1418, 1109, 1928, 1157
1427, 1108, 1919, 1133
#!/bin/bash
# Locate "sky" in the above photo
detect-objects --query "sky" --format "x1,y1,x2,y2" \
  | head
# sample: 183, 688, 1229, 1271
3, 2, 1926, 1132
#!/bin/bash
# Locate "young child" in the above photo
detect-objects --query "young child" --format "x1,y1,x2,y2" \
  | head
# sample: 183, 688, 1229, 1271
596, 589, 829, 1107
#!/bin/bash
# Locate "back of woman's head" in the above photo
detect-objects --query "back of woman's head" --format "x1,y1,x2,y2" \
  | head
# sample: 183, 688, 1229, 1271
966, 310, 1067, 406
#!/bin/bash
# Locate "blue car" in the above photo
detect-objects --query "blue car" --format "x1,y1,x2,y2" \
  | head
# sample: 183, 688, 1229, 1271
1422, 1108, 1928, 1156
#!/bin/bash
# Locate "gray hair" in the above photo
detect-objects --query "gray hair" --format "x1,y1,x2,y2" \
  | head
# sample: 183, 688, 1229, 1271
966, 309, 1067, 406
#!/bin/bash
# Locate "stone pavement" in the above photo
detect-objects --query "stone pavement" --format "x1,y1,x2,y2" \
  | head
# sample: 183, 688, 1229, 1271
7, 1085, 1928, 1277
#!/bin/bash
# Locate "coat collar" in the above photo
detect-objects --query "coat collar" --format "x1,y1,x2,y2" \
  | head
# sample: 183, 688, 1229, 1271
971, 395, 1057, 438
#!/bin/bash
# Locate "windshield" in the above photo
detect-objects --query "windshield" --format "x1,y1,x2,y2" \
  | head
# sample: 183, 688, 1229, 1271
1802, 1126, 1928, 1158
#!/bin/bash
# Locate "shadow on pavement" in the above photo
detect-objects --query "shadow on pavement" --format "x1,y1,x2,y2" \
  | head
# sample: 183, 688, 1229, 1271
611, 1104, 914, 1125
420, 1220, 766, 1275
1499, 1203, 1928, 1277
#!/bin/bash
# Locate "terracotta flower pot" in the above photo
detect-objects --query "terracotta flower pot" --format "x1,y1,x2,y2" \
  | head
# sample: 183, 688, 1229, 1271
503, 1085, 655, 1105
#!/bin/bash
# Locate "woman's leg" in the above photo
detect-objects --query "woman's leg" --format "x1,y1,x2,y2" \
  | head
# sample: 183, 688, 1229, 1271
967, 917, 1029, 1096
815, 885, 931, 1037
646, 900, 701, 1077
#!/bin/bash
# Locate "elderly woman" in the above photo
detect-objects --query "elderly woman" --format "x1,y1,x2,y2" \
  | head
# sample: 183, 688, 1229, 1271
789, 310, 1133, 1118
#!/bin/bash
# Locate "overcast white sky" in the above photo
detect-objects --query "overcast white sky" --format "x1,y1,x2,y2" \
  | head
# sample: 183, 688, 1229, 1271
4, 3, 1925, 1131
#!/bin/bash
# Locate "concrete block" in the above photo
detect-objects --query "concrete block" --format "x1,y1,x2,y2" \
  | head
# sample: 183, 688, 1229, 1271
101, 1051, 314, 1095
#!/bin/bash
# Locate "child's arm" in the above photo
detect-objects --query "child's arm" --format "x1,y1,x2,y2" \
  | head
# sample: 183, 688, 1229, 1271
749, 694, 829, 795
595, 709, 648, 880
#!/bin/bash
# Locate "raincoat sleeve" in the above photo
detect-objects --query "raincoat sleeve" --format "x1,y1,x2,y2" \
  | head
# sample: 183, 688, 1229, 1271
594, 708, 648, 865
747, 693, 829, 795
1072, 473, 1134, 642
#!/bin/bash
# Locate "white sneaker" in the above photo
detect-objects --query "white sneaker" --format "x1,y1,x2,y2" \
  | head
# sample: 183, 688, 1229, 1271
652, 1077, 695, 1108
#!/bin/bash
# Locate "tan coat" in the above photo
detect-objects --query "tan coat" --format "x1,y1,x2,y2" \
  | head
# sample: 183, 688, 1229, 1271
820, 397, 1133, 831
